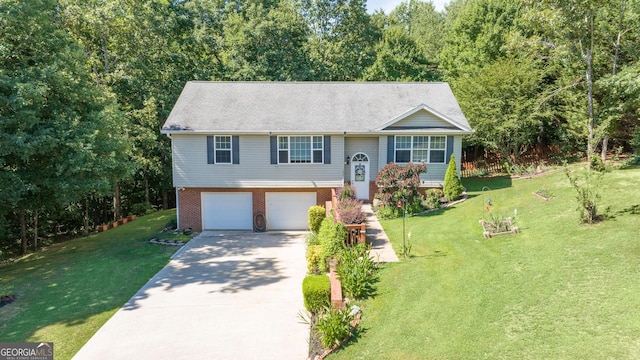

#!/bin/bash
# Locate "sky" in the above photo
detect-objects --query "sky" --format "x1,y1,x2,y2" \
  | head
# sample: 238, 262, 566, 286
366, 0, 449, 14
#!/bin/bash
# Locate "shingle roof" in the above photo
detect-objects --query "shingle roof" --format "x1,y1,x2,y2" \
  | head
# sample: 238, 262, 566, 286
161, 81, 472, 134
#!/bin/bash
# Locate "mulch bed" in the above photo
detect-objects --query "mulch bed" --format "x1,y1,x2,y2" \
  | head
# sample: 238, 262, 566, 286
0, 294, 16, 307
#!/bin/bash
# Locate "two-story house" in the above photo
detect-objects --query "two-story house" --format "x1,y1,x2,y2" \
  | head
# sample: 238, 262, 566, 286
161, 82, 473, 231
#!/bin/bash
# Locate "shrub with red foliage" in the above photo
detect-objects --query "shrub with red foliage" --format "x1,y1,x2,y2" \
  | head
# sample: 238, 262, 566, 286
336, 197, 365, 224
375, 162, 427, 207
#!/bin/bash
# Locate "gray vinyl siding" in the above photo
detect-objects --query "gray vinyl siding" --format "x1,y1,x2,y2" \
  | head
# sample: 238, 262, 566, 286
344, 137, 379, 182
392, 110, 450, 128
171, 134, 344, 188
377, 135, 463, 187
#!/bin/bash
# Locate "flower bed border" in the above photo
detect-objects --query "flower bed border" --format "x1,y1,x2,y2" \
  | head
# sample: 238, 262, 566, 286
479, 217, 520, 238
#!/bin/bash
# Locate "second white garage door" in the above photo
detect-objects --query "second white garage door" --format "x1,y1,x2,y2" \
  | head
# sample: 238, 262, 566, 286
266, 192, 317, 230
202, 192, 253, 230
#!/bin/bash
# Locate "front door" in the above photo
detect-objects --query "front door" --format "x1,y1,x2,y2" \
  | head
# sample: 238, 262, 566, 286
351, 152, 370, 201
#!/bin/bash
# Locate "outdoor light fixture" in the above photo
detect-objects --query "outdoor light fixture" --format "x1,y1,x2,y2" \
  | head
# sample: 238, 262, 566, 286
345, 156, 350, 165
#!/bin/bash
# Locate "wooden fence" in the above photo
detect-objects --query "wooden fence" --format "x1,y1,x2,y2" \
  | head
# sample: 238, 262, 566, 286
460, 146, 560, 177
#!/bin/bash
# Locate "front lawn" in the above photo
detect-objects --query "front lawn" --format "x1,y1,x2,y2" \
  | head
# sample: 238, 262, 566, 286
330, 165, 640, 359
0, 210, 181, 360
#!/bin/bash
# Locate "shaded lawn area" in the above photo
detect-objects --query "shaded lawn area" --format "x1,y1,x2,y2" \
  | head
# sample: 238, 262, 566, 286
0, 210, 180, 360
330, 166, 640, 359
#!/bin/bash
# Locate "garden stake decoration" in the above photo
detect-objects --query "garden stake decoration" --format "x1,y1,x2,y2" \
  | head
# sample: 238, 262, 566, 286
398, 199, 407, 258
481, 186, 491, 222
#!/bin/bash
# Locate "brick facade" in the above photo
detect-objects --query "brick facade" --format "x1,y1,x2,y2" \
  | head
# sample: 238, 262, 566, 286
178, 187, 333, 231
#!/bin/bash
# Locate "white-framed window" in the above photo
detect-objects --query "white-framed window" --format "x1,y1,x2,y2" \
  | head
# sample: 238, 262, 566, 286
214, 135, 232, 164
278, 135, 323, 164
429, 136, 446, 163
395, 135, 446, 163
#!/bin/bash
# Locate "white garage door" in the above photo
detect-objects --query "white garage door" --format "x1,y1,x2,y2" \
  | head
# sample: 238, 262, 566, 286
266, 192, 316, 230
202, 192, 253, 230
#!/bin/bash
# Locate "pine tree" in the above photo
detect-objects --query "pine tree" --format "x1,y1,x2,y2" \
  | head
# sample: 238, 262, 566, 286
443, 154, 463, 202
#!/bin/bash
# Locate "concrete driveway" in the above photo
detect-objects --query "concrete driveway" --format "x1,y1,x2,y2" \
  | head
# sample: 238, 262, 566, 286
74, 231, 309, 360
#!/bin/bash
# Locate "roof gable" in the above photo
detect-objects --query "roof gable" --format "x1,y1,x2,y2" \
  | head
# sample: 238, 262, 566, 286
376, 104, 472, 132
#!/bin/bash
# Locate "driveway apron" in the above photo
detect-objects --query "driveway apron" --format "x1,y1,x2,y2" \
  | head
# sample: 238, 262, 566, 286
73, 231, 309, 360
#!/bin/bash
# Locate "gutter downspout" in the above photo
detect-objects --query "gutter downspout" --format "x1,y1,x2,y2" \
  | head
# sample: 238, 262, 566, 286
175, 188, 180, 230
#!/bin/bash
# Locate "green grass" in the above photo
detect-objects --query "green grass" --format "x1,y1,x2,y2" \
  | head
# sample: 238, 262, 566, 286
0, 210, 180, 360
331, 165, 640, 359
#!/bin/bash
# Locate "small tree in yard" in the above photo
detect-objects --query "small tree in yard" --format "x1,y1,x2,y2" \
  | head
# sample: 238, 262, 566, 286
443, 154, 464, 202
375, 162, 427, 217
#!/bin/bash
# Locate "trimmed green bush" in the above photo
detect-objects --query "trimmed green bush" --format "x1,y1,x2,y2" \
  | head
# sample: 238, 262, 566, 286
443, 154, 464, 202
308, 205, 326, 234
306, 244, 323, 274
302, 275, 330, 315
318, 217, 347, 272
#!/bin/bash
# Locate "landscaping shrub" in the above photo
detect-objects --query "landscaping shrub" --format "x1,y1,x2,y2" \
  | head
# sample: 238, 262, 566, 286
375, 162, 426, 218
424, 188, 442, 210
318, 217, 347, 272
443, 154, 464, 202
565, 166, 603, 224
315, 306, 354, 348
308, 205, 326, 234
302, 275, 331, 315
375, 204, 397, 219
306, 232, 320, 246
336, 197, 365, 224
336, 184, 356, 199
306, 244, 323, 274
336, 244, 379, 300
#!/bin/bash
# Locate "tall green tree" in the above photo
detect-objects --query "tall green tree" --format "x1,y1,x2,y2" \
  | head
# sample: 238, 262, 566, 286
440, 0, 522, 78
388, 0, 445, 62
363, 26, 438, 81
537, 0, 640, 165
61, 0, 187, 216
303, 0, 380, 79
0, 0, 131, 252
453, 57, 546, 165
221, 0, 312, 80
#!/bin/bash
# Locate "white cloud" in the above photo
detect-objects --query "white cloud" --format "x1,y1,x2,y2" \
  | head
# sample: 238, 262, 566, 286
366, 0, 449, 14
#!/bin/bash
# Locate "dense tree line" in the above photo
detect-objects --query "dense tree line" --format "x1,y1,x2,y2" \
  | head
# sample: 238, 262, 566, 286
1, 0, 639, 255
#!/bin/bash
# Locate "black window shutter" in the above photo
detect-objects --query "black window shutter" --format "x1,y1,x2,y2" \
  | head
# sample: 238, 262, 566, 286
446, 136, 454, 163
387, 136, 395, 163
232, 136, 240, 164
323, 136, 331, 164
207, 136, 214, 164
270, 136, 277, 164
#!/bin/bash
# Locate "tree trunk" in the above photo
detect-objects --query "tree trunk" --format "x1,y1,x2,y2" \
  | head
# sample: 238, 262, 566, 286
144, 168, 151, 209
113, 182, 121, 221
601, 136, 609, 161
83, 197, 90, 235
601, 0, 626, 162
162, 189, 169, 210
20, 210, 27, 255
585, 12, 595, 169
33, 209, 38, 252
